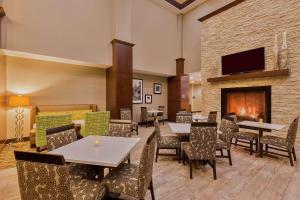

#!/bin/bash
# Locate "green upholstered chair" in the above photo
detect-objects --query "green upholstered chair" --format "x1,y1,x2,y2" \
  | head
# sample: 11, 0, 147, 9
81, 111, 110, 137
35, 114, 72, 149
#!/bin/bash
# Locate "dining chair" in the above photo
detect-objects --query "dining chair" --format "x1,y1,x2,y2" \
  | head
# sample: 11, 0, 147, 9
182, 122, 218, 180
46, 124, 98, 180
141, 107, 154, 127
109, 120, 132, 163
35, 114, 72, 151
103, 130, 157, 200
260, 117, 299, 166
157, 106, 165, 125
120, 107, 139, 135
207, 111, 218, 123
14, 151, 106, 200
81, 111, 110, 137
155, 118, 181, 163
176, 112, 192, 123
217, 117, 239, 165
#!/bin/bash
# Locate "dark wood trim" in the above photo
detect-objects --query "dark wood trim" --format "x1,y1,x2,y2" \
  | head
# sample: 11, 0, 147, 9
0, 137, 30, 144
207, 69, 290, 83
198, 0, 246, 22
164, 0, 196, 10
111, 39, 135, 47
0, 7, 5, 17
15, 151, 66, 165
176, 58, 185, 62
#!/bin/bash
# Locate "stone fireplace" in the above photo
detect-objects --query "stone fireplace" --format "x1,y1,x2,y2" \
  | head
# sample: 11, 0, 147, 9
221, 86, 271, 123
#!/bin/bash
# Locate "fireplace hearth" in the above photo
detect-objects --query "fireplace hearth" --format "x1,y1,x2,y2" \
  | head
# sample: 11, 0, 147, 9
221, 86, 271, 123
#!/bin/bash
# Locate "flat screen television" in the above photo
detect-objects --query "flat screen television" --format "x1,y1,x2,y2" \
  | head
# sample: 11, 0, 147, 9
222, 47, 265, 75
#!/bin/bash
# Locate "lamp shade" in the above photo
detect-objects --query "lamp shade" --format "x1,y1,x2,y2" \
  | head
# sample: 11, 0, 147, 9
9, 95, 30, 107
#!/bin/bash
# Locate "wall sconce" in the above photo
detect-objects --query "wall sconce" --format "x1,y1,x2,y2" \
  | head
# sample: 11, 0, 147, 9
8, 95, 30, 142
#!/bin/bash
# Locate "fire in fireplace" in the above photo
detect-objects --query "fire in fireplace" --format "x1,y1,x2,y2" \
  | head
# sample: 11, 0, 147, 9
221, 86, 271, 123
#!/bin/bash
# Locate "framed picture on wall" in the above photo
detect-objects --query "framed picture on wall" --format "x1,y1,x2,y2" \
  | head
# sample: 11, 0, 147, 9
133, 79, 143, 104
153, 83, 162, 94
145, 94, 152, 104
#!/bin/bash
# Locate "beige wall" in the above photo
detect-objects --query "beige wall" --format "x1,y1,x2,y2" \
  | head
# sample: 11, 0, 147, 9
200, 0, 300, 144
132, 73, 168, 123
182, 0, 234, 73
2, 0, 113, 65
5, 56, 106, 139
132, 0, 179, 76
1, 0, 181, 76
0, 55, 6, 140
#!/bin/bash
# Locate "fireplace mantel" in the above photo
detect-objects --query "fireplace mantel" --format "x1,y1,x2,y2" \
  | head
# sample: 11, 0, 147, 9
207, 69, 290, 83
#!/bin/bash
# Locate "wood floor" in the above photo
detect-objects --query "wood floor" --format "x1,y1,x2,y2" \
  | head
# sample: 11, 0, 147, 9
0, 122, 300, 200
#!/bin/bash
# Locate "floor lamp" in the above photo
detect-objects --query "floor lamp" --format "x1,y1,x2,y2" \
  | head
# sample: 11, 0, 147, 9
8, 95, 30, 143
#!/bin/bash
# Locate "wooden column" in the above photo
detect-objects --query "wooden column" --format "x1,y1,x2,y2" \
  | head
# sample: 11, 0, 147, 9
168, 58, 190, 122
106, 39, 134, 119
0, 7, 6, 48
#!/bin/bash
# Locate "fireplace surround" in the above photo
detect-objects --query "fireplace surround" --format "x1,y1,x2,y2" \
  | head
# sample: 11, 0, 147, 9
221, 86, 271, 123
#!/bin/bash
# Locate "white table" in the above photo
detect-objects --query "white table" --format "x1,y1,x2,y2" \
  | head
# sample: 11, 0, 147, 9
168, 123, 191, 136
192, 114, 208, 122
237, 121, 285, 157
49, 135, 140, 179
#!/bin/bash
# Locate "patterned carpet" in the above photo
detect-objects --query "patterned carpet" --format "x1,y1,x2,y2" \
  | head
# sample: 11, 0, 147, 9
0, 142, 34, 169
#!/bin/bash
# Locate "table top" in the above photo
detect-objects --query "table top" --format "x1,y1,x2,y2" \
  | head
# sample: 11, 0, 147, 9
237, 121, 285, 131
168, 123, 191, 134
147, 110, 163, 113
48, 136, 140, 167
192, 114, 208, 121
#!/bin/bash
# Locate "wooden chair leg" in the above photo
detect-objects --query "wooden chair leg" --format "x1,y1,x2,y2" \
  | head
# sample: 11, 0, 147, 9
155, 147, 159, 162
250, 140, 253, 155
260, 143, 263, 158
292, 147, 297, 161
212, 160, 217, 180
288, 150, 294, 166
235, 138, 238, 146
255, 139, 258, 151
189, 160, 193, 179
220, 149, 224, 156
177, 147, 181, 163
227, 149, 232, 166
149, 179, 155, 200
265, 144, 269, 153
128, 154, 131, 164
136, 126, 139, 135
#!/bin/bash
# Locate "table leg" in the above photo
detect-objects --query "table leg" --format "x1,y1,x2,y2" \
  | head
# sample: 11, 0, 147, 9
97, 166, 104, 181
258, 129, 263, 157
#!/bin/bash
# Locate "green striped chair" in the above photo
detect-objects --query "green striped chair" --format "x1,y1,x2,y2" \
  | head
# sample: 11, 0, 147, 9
81, 111, 110, 137
35, 114, 72, 149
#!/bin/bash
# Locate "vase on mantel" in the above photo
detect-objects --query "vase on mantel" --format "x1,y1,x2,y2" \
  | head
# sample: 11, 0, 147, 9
280, 32, 288, 69
273, 33, 279, 70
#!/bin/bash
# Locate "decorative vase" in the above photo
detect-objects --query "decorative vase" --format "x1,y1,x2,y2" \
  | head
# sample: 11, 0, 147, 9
280, 32, 288, 69
273, 34, 279, 70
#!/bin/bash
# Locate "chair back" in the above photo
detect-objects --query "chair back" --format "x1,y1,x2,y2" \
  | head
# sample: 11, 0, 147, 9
219, 117, 239, 147
35, 114, 72, 147
14, 151, 73, 200
208, 111, 217, 123
109, 121, 132, 137
176, 112, 192, 123
141, 107, 148, 122
227, 112, 238, 122
83, 111, 110, 137
286, 117, 299, 150
120, 108, 132, 120
137, 130, 157, 199
157, 106, 164, 117
189, 122, 217, 160
154, 118, 161, 140
46, 124, 77, 151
